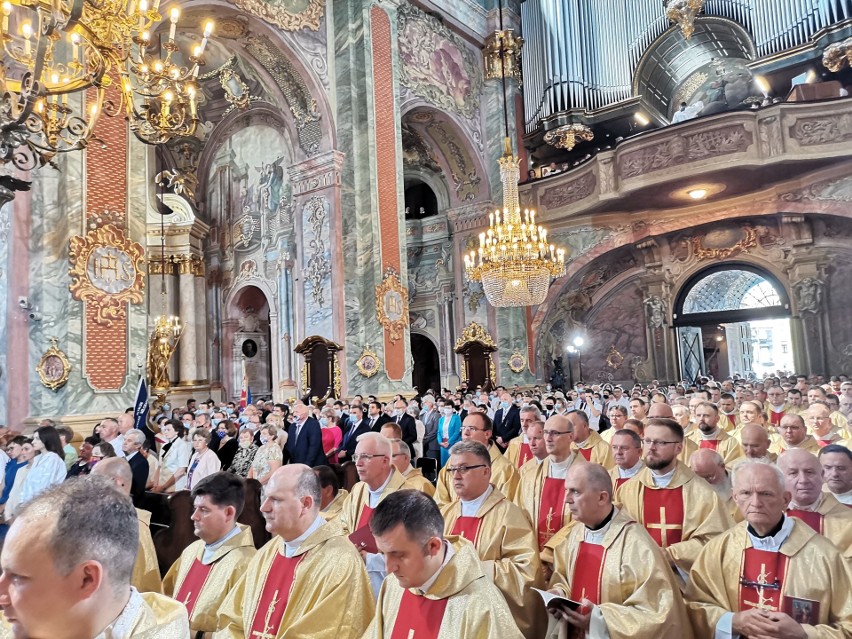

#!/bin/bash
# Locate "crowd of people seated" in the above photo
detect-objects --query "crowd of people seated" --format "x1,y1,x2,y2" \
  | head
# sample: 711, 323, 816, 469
0, 370, 850, 638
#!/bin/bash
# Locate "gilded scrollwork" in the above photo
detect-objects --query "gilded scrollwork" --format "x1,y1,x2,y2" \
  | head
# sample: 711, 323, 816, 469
69, 224, 145, 326
36, 338, 71, 391
376, 267, 410, 344
231, 0, 325, 32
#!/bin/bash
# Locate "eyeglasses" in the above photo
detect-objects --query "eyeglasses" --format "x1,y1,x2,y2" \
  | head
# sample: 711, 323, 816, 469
543, 430, 572, 438
352, 453, 388, 462
446, 464, 487, 474
642, 439, 680, 447
461, 426, 488, 433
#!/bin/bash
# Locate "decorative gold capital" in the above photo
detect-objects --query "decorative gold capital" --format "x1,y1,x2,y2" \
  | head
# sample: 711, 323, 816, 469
484, 29, 524, 85
544, 124, 594, 151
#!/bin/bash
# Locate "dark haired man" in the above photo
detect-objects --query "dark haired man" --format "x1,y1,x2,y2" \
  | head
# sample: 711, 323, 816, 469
163, 472, 256, 637
364, 489, 523, 638
615, 418, 733, 577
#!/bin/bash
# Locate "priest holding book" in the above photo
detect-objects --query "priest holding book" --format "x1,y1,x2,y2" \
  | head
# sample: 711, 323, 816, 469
546, 463, 691, 639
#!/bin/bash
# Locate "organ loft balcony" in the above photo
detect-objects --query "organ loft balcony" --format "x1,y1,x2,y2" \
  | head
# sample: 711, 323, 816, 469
519, 0, 852, 181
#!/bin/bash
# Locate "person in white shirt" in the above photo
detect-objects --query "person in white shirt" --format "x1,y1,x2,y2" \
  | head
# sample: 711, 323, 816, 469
574, 389, 603, 431
20, 426, 67, 507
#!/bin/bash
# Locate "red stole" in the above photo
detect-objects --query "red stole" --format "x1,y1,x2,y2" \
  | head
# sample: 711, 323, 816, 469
451, 516, 482, 544
816, 439, 832, 448
248, 553, 305, 639
390, 590, 449, 639
768, 410, 785, 427
577, 447, 593, 462
699, 439, 720, 451
738, 548, 788, 613
614, 477, 629, 490
518, 442, 533, 467
175, 558, 214, 618
723, 414, 737, 430
357, 504, 374, 529
642, 486, 684, 548
786, 508, 823, 533
570, 542, 606, 604
537, 477, 566, 549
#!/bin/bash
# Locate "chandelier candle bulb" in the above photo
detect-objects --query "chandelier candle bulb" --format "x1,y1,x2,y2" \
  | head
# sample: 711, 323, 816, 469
168, 8, 178, 41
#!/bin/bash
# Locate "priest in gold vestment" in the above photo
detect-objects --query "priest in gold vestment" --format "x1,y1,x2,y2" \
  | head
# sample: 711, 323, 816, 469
91, 457, 162, 594
434, 412, 519, 506
338, 432, 409, 595
615, 419, 733, 576
162, 472, 257, 637
778, 448, 852, 559
0, 476, 189, 639
505, 405, 541, 469
686, 460, 852, 637
388, 437, 436, 497
314, 465, 349, 521
439, 441, 543, 639
569, 411, 615, 469
364, 489, 524, 639
515, 414, 586, 550
214, 465, 373, 639
547, 463, 692, 639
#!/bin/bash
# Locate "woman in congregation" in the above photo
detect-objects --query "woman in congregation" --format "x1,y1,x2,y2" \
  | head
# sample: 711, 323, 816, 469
227, 428, 258, 477
20, 426, 68, 506
247, 424, 282, 488
153, 420, 191, 493
320, 407, 343, 464
185, 428, 221, 490
216, 421, 239, 470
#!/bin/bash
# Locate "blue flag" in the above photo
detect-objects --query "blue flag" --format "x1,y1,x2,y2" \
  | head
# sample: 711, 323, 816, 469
133, 375, 150, 431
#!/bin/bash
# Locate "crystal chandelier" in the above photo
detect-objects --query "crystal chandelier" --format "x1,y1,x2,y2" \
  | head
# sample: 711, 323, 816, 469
464, 137, 566, 307
119, 8, 212, 144
543, 123, 594, 151
0, 0, 111, 172
665, 0, 705, 39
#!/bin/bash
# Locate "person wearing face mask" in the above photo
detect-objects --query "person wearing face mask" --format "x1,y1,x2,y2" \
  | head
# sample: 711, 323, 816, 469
340, 405, 371, 463
437, 401, 462, 468
216, 421, 239, 470
320, 407, 344, 464
227, 428, 259, 478
248, 425, 284, 488
493, 392, 522, 451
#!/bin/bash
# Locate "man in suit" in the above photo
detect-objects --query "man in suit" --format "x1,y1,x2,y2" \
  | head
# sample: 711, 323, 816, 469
493, 392, 521, 450
286, 402, 328, 467
392, 399, 418, 457
366, 400, 391, 432
121, 429, 151, 506
340, 404, 371, 462
421, 395, 441, 463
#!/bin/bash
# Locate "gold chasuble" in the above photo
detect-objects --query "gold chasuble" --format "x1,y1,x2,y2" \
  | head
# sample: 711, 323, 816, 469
320, 488, 350, 521
572, 431, 615, 470
339, 469, 408, 535
786, 492, 852, 560
505, 436, 533, 469
686, 519, 852, 637
548, 508, 692, 639
440, 488, 544, 639
402, 467, 437, 497
214, 519, 373, 639
132, 508, 163, 594
95, 591, 189, 639
687, 430, 745, 467
363, 537, 524, 639
615, 462, 733, 574
162, 524, 257, 634
434, 445, 519, 507
514, 455, 584, 550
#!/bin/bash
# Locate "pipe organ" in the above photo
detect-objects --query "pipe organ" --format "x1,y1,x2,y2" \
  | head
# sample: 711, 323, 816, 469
521, 0, 852, 133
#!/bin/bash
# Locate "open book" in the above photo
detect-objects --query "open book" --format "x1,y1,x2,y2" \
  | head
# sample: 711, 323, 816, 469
533, 588, 581, 611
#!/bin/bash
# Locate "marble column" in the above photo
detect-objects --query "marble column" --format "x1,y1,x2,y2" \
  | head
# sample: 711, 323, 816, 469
177, 257, 198, 385
192, 257, 208, 383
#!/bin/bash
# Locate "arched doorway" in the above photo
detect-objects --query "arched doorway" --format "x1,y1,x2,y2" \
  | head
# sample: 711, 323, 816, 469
411, 333, 440, 396
673, 264, 793, 381
226, 285, 272, 401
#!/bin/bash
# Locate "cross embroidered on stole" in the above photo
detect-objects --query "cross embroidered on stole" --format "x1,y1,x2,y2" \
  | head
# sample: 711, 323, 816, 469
642, 486, 684, 548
